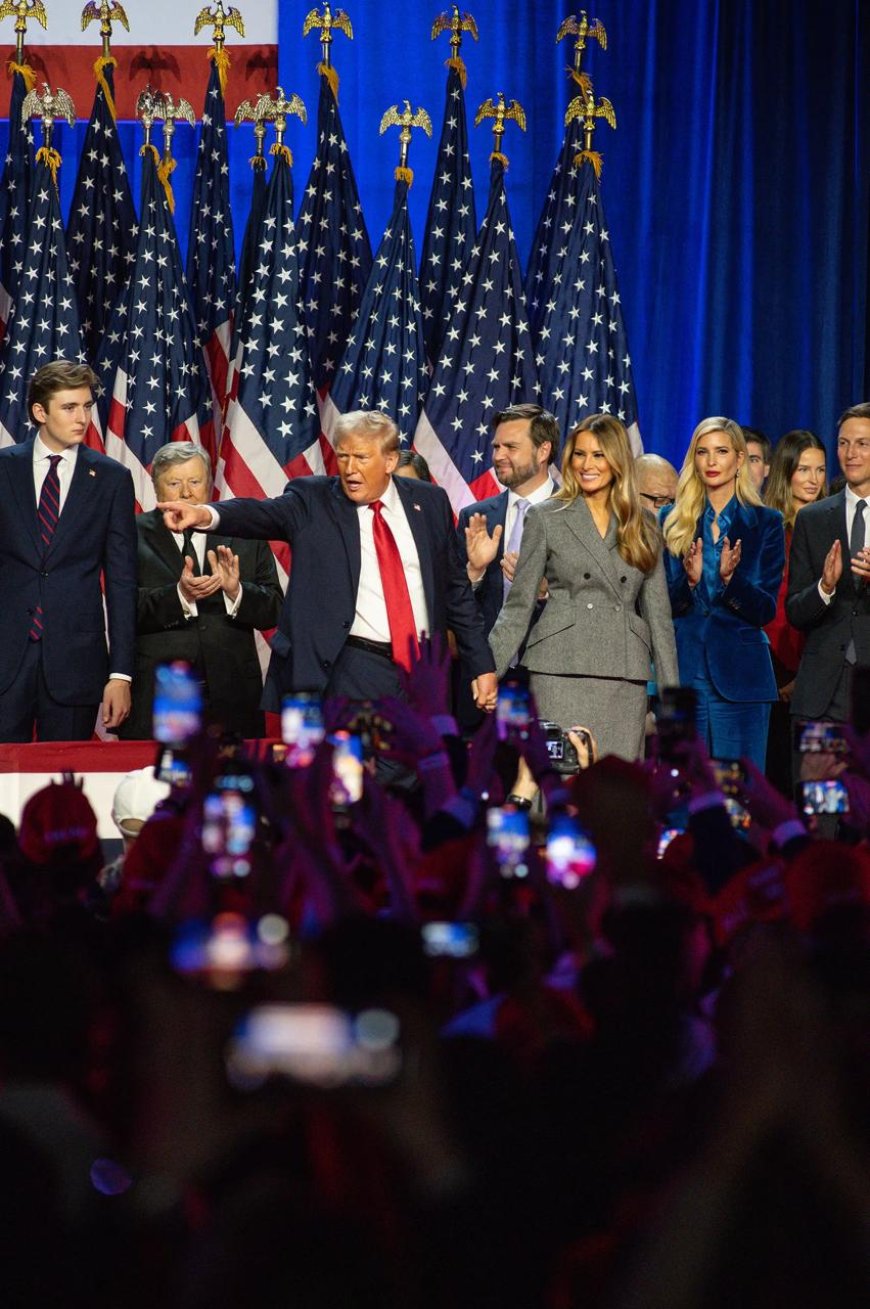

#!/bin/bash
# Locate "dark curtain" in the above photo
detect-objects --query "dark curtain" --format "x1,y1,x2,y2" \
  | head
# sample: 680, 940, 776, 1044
13, 0, 870, 465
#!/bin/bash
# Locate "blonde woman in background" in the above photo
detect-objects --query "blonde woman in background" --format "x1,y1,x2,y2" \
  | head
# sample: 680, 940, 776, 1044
489, 414, 678, 760
661, 417, 785, 769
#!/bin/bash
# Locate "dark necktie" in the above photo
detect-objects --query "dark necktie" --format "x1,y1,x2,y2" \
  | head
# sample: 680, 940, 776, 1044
182, 528, 201, 576
29, 454, 62, 642
369, 500, 419, 672
846, 499, 866, 664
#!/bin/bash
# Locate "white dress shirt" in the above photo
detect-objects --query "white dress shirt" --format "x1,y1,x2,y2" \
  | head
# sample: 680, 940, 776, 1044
820, 485, 868, 606
350, 477, 429, 643
503, 475, 556, 550
171, 529, 242, 620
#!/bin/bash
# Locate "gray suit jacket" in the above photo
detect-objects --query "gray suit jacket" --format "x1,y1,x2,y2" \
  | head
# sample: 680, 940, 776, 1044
489, 496, 679, 686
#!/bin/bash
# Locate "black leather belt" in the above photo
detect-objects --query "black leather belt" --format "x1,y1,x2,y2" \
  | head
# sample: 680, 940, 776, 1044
345, 634, 394, 660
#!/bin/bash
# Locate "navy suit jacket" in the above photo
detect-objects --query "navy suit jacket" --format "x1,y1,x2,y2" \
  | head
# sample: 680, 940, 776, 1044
213, 474, 495, 706
786, 489, 870, 718
456, 481, 556, 637
0, 439, 137, 704
662, 500, 784, 702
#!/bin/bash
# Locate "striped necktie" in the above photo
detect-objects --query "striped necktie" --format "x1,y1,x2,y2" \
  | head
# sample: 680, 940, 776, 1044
29, 454, 62, 642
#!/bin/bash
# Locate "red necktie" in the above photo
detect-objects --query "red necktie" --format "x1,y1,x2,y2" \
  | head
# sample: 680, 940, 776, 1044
369, 499, 419, 672
29, 454, 62, 642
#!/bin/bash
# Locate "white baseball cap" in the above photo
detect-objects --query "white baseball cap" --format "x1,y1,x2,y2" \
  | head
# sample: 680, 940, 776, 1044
111, 765, 170, 838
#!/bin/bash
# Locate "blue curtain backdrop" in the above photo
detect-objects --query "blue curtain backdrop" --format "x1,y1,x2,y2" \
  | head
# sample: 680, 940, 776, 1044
8, 0, 869, 466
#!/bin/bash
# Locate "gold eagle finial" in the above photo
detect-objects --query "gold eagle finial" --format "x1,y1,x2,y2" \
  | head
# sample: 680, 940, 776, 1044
565, 81, 615, 177
379, 99, 432, 184
0, 0, 48, 65
431, 7, 478, 88
81, 1, 129, 59
235, 87, 306, 163
302, 3, 353, 99
193, 1, 246, 47
21, 80, 75, 176
475, 90, 526, 166
135, 86, 196, 209
557, 11, 607, 84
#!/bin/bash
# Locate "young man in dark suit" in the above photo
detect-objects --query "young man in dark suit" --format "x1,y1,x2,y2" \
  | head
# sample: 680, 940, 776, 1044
158, 411, 497, 714
120, 441, 283, 739
788, 402, 870, 724
0, 361, 137, 741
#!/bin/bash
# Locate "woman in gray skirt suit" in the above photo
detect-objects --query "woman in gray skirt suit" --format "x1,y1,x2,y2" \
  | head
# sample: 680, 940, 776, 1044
488, 414, 679, 760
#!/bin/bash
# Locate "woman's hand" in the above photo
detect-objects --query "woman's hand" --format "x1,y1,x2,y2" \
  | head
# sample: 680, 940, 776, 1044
720, 535, 742, 585
684, 538, 703, 587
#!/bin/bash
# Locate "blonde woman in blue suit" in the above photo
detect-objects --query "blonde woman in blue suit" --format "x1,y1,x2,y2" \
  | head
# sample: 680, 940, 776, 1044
489, 414, 679, 760
661, 417, 785, 769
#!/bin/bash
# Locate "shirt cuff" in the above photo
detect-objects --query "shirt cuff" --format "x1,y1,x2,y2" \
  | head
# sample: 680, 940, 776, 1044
108, 673, 132, 683
223, 583, 243, 617
204, 505, 220, 530
818, 580, 835, 604
178, 583, 198, 618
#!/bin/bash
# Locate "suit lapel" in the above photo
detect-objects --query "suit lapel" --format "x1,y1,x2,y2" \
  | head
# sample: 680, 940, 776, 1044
6, 440, 42, 557
829, 491, 853, 595
49, 445, 100, 558
393, 475, 436, 620
330, 478, 363, 593
563, 497, 623, 599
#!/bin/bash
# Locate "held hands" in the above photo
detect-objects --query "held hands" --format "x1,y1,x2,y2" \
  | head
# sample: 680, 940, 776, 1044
472, 670, 498, 712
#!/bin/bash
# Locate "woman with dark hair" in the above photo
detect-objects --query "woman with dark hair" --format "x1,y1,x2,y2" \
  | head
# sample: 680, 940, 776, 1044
394, 449, 433, 482
661, 417, 785, 769
763, 430, 827, 790
488, 414, 678, 760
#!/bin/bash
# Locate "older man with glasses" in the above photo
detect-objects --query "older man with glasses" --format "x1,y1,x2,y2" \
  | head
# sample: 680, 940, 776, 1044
634, 452, 679, 511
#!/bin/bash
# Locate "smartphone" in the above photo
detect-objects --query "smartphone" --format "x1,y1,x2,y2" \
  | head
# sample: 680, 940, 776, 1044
711, 758, 751, 830
202, 786, 257, 879
171, 912, 292, 985
281, 692, 325, 764
657, 686, 697, 759
486, 805, 530, 878
421, 921, 479, 959
795, 720, 848, 755
545, 813, 596, 889
496, 679, 531, 740
226, 1004, 402, 1089
656, 825, 684, 859
154, 743, 192, 787
330, 731, 364, 808
153, 660, 203, 745
801, 779, 850, 816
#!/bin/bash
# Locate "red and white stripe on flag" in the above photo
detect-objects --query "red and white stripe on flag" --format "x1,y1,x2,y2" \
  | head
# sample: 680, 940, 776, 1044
22, 2, 277, 120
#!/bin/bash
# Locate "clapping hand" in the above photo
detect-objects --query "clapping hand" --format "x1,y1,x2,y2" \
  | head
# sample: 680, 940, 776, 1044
207, 545, 241, 601
684, 538, 703, 587
179, 555, 222, 603
720, 536, 742, 584
464, 512, 502, 579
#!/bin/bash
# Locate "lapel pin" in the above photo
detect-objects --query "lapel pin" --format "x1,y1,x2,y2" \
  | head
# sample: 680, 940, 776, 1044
89, 469, 96, 477
413, 503, 422, 512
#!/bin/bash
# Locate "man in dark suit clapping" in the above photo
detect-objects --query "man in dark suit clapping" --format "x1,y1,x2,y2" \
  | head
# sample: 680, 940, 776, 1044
120, 441, 283, 740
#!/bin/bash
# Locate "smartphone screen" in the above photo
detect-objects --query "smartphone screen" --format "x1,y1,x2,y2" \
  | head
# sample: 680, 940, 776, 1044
421, 921, 479, 959
545, 813, 596, 889
711, 759, 751, 829
227, 1004, 402, 1088
486, 806, 530, 878
154, 744, 192, 787
795, 720, 848, 755
153, 660, 203, 745
496, 680, 531, 739
330, 732, 364, 808
281, 692, 325, 760
801, 779, 850, 816
202, 784, 257, 878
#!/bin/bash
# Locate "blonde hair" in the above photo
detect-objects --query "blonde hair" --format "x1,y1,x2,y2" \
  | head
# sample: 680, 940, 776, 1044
556, 414, 660, 574
334, 410, 400, 456
662, 417, 761, 559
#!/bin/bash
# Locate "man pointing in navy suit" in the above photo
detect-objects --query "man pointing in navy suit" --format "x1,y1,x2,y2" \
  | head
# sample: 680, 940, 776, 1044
0, 361, 137, 741
159, 410, 498, 714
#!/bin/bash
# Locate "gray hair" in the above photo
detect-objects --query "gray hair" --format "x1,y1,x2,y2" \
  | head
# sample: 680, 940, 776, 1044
150, 441, 211, 488
334, 410, 400, 455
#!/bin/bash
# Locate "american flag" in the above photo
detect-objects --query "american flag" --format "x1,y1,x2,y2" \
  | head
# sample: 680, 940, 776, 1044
218, 148, 320, 568
526, 140, 642, 453
96, 144, 208, 509
187, 55, 236, 470
418, 64, 477, 366
65, 61, 138, 365
235, 160, 267, 342
297, 72, 372, 398
0, 153, 88, 449
0, 68, 33, 343
321, 178, 428, 447
414, 159, 539, 512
